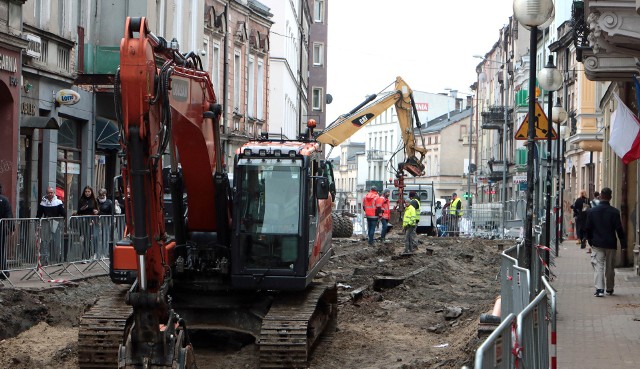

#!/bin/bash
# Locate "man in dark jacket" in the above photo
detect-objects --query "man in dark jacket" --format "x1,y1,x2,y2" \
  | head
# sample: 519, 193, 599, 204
0, 183, 13, 279
585, 187, 626, 297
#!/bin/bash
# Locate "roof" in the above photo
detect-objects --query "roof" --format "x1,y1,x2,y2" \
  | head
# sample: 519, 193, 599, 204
418, 107, 473, 134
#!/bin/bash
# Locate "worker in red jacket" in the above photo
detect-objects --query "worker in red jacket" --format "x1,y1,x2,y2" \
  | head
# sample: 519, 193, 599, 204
375, 190, 391, 243
362, 186, 379, 245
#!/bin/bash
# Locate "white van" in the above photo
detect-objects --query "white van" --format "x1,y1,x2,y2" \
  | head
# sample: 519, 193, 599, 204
383, 183, 436, 235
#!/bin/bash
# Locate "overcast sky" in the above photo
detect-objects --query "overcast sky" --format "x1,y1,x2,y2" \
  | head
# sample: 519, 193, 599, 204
325, 0, 515, 132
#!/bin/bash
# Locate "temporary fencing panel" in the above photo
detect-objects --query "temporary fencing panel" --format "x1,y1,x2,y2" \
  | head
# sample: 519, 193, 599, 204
0, 215, 126, 285
476, 236, 556, 369
67, 215, 100, 262
542, 276, 557, 369
473, 313, 516, 369
516, 290, 549, 369
437, 209, 512, 238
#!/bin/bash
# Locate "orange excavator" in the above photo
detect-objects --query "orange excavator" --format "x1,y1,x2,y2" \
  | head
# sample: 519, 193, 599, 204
78, 17, 426, 369
79, 17, 336, 369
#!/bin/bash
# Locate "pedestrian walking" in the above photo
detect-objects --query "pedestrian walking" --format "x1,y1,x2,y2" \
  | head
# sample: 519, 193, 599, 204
36, 186, 66, 264
591, 191, 600, 208
362, 186, 379, 246
572, 189, 590, 249
375, 190, 391, 242
585, 191, 601, 254
402, 199, 419, 254
0, 183, 13, 279
585, 187, 626, 297
449, 193, 463, 237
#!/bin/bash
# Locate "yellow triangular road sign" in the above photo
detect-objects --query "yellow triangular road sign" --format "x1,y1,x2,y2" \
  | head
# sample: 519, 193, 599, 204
515, 102, 557, 140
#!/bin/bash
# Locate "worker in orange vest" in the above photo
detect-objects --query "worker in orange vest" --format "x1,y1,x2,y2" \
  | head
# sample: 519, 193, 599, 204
362, 186, 379, 245
375, 190, 391, 243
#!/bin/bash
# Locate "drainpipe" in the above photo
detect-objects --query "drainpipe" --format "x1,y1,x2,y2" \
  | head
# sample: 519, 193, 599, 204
223, 4, 229, 161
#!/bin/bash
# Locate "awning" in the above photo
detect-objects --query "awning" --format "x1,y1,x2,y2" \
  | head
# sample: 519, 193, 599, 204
20, 116, 60, 129
95, 116, 120, 151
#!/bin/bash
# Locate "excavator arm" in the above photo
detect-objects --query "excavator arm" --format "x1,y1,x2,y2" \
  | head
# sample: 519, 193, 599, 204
114, 16, 228, 368
316, 76, 427, 176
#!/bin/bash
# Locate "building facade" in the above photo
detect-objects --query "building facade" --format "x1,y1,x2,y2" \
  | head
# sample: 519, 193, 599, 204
204, 0, 272, 167
306, 0, 327, 130
262, 0, 310, 139
0, 0, 28, 211
4, 0, 275, 217
570, 0, 640, 272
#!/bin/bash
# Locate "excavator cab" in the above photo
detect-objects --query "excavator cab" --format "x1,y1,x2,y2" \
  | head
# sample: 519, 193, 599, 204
230, 143, 334, 291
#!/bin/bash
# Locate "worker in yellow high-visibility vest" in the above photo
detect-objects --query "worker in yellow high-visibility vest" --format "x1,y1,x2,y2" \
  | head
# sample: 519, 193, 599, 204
449, 193, 463, 237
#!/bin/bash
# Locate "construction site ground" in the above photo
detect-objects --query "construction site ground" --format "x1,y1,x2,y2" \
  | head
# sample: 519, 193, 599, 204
0, 233, 505, 369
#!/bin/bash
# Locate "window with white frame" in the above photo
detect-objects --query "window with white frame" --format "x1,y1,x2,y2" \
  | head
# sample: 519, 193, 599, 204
257, 59, 264, 119
312, 87, 322, 111
314, 0, 325, 23
313, 43, 324, 66
233, 51, 241, 110
212, 43, 220, 95
248, 56, 255, 118
202, 37, 209, 71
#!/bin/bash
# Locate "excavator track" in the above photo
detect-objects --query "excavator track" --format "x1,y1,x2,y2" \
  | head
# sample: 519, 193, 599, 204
259, 282, 337, 368
78, 286, 132, 368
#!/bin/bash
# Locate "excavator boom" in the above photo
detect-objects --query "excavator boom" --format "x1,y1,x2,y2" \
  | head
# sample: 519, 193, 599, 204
316, 76, 427, 176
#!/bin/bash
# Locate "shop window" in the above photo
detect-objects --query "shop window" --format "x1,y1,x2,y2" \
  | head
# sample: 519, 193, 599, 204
57, 119, 81, 216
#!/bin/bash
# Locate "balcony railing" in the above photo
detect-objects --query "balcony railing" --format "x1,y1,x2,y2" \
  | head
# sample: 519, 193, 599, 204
481, 106, 513, 130
487, 159, 510, 181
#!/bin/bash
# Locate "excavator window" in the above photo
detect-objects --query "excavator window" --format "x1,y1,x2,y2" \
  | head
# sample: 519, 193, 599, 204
235, 159, 303, 269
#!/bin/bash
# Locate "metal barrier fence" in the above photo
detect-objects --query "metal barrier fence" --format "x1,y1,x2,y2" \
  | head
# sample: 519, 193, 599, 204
0, 215, 125, 285
499, 241, 531, 321
516, 280, 550, 369
436, 209, 512, 238
474, 313, 517, 369
475, 222, 557, 369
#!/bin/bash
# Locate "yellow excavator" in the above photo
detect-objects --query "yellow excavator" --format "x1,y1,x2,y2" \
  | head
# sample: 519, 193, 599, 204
316, 76, 428, 218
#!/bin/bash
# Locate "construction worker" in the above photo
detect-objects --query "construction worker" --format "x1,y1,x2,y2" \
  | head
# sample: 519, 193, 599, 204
403, 199, 420, 254
375, 190, 391, 242
362, 186, 379, 245
449, 192, 463, 237
408, 191, 421, 209
408, 191, 421, 245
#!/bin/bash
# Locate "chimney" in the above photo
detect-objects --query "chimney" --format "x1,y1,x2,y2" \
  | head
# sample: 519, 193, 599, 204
466, 95, 472, 108
455, 98, 462, 111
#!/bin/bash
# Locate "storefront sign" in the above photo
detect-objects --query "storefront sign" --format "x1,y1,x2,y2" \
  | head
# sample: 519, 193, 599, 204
61, 162, 80, 175
55, 89, 81, 105
513, 175, 527, 184
21, 102, 37, 116
0, 53, 17, 73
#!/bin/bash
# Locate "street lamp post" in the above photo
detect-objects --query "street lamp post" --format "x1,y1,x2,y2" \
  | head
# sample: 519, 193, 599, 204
538, 55, 563, 269
513, 0, 555, 282
468, 99, 473, 210
552, 99, 568, 256
502, 68, 509, 239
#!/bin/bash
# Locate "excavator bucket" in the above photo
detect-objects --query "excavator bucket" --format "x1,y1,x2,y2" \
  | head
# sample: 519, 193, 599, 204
402, 156, 425, 177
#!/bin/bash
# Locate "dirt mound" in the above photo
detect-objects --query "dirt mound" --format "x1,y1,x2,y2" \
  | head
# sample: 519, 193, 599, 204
0, 277, 112, 369
0, 236, 505, 369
